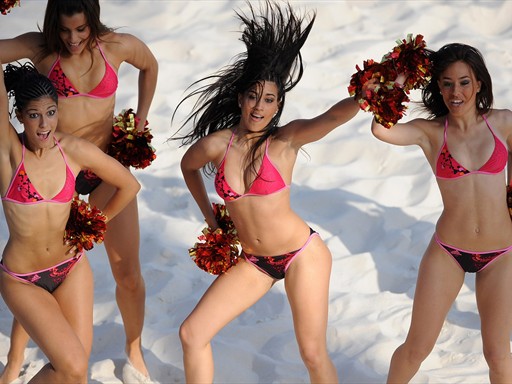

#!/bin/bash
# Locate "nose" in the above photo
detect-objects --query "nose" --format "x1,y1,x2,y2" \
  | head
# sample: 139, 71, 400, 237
253, 98, 263, 110
39, 115, 48, 128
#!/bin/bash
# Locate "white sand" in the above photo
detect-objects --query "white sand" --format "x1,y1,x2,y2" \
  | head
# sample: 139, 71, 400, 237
1, 0, 511, 382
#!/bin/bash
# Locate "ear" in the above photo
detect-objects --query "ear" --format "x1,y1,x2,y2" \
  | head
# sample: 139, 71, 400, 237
477, 80, 482, 93
237, 94, 242, 108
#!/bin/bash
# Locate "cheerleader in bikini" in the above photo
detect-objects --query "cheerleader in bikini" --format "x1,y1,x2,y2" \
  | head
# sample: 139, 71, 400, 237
173, 1, 363, 382
369, 43, 512, 383
0, 62, 139, 383
0, 1, 157, 381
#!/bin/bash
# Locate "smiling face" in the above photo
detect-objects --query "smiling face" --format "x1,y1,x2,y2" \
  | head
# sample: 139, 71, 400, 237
59, 12, 91, 55
437, 60, 481, 116
16, 97, 59, 149
238, 81, 280, 133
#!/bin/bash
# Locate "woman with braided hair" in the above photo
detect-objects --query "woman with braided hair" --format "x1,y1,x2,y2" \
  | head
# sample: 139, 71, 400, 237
174, 2, 361, 382
0, 61, 139, 383
0, 1, 157, 382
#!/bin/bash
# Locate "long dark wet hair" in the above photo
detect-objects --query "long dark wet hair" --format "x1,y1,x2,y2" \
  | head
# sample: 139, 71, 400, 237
172, 1, 315, 176
38, 0, 113, 59
4, 62, 58, 113
421, 43, 492, 119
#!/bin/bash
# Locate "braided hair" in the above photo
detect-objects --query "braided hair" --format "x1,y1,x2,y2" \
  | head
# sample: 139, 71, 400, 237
174, 0, 315, 176
4, 62, 58, 112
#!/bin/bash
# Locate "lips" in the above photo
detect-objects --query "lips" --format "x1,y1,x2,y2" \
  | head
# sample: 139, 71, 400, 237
37, 131, 51, 141
250, 112, 263, 121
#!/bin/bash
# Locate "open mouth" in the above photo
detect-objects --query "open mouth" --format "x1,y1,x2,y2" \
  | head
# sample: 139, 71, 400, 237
68, 41, 82, 49
37, 131, 51, 140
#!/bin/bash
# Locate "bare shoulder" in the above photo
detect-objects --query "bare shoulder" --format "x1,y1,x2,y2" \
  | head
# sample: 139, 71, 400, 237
101, 31, 147, 52
485, 108, 512, 125
196, 129, 232, 154
55, 131, 97, 158
191, 129, 232, 159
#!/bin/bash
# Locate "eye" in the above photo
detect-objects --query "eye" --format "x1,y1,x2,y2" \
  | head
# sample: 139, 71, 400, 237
265, 97, 275, 104
441, 81, 452, 88
28, 113, 39, 119
77, 27, 86, 32
460, 80, 470, 86
48, 109, 57, 116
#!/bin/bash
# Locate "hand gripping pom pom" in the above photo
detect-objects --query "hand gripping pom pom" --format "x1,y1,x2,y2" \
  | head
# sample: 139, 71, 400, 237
189, 203, 240, 275
64, 197, 107, 252
1, 0, 19, 15
348, 34, 431, 128
108, 108, 156, 169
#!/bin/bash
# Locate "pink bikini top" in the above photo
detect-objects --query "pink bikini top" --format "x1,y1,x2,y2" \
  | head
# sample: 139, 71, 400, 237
215, 131, 290, 202
47, 41, 118, 99
2, 138, 76, 204
435, 115, 507, 179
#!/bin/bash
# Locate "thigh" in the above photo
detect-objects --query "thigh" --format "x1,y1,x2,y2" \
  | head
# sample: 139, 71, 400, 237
91, 181, 140, 269
404, 237, 465, 347
0, 272, 87, 369
284, 236, 332, 343
476, 251, 512, 352
184, 258, 274, 342
53, 255, 94, 356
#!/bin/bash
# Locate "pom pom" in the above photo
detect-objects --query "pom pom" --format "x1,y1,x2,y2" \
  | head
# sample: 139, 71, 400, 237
349, 34, 431, 128
64, 197, 107, 252
108, 108, 156, 169
189, 203, 240, 275
1, 0, 19, 15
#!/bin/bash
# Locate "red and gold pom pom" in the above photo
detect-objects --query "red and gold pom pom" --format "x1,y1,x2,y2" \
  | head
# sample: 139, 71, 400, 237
189, 203, 240, 275
64, 197, 107, 252
349, 34, 431, 128
1, 0, 19, 15
108, 108, 156, 169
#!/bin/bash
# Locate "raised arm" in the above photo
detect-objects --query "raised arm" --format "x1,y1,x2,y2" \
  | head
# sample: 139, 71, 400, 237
0, 63, 19, 152
0, 63, 8, 137
283, 96, 360, 147
371, 116, 430, 148
0, 33, 43, 64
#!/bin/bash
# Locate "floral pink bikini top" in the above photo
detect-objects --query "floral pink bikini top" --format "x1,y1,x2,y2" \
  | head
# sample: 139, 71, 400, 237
2, 138, 76, 205
47, 41, 118, 99
435, 115, 507, 179
215, 131, 289, 202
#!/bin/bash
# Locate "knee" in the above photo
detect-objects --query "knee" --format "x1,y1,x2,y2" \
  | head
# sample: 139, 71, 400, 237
113, 268, 144, 291
483, 347, 511, 373
53, 351, 88, 381
179, 319, 208, 351
298, 341, 328, 371
396, 342, 432, 366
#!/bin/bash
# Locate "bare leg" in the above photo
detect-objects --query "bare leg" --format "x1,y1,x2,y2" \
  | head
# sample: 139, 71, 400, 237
387, 237, 465, 384
476, 253, 512, 383
179, 259, 274, 383
0, 256, 93, 383
0, 319, 29, 384
91, 182, 148, 377
285, 236, 338, 383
